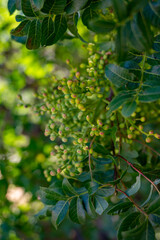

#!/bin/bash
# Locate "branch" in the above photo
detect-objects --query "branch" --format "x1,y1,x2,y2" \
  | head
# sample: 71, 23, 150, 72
116, 188, 148, 217
117, 155, 160, 195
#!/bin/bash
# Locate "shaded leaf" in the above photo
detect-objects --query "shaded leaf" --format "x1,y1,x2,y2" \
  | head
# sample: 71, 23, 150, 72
62, 178, 77, 196
69, 197, 86, 224
90, 0, 112, 9
107, 92, 135, 116
22, 0, 39, 17
46, 14, 67, 46
139, 86, 160, 102
65, 0, 88, 14
112, 0, 127, 21
88, 19, 115, 34
122, 220, 155, 240
118, 212, 141, 240
85, 181, 99, 195
52, 200, 69, 228
119, 175, 141, 199
81, 194, 96, 218
26, 19, 41, 49
41, 0, 67, 14
41, 17, 54, 46
94, 195, 108, 215
96, 187, 115, 197
67, 13, 86, 42
82, 7, 98, 30
121, 100, 137, 118
105, 64, 137, 87
8, 0, 16, 14
116, 26, 128, 62
141, 185, 153, 207
11, 20, 30, 37
40, 187, 67, 201
147, 197, 160, 214
92, 156, 112, 165
107, 202, 133, 215
76, 172, 91, 182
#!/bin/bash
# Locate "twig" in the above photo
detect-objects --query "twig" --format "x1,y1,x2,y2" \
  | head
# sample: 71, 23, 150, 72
116, 188, 148, 217
117, 155, 160, 195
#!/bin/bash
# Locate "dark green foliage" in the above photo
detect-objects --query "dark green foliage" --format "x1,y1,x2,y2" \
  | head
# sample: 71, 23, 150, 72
6, 0, 160, 239
9, 0, 160, 57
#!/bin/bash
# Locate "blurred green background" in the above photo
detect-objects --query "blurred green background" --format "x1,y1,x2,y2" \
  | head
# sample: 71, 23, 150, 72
0, 1, 118, 239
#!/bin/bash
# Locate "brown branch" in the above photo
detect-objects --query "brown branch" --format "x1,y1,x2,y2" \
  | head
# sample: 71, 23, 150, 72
117, 155, 160, 195
116, 188, 148, 217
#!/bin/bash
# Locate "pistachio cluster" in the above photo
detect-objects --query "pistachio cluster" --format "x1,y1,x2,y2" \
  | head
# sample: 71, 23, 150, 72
33, 44, 160, 180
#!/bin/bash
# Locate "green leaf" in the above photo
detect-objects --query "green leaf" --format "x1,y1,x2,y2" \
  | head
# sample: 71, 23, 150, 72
85, 181, 99, 195
143, 2, 160, 28
52, 200, 69, 228
35, 206, 52, 219
91, 156, 112, 165
153, 35, 160, 51
107, 202, 133, 215
109, 169, 128, 185
90, 0, 112, 9
116, 26, 128, 62
65, 0, 88, 14
118, 212, 141, 240
16, 0, 21, 10
107, 92, 135, 116
15, 15, 27, 22
46, 14, 67, 46
76, 172, 91, 182
143, 66, 160, 87
128, 0, 148, 13
26, 19, 41, 49
122, 220, 155, 240
96, 187, 115, 197
41, 0, 67, 14
81, 194, 96, 218
141, 185, 153, 207
94, 195, 108, 215
8, 0, 16, 14
119, 175, 141, 199
11, 20, 30, 37
105, 64, 137, 87
93, 170, 114, 183
88, 19, 115, 34
82, 7, 98, 30
121, 100, 137, 118
41, 17, 54, 46
93, 143, 109, 155
40, 187, 67, 201
121, 143, 139, 161
37, 189, 57, 205
69, 197, 86, 224
127, 13, 153, 52
22, 0, 39, 17
111, 0, 127, 21
62, 178, 77, 196
147, 197, 160, 214
33, 0, 45, 9
139, 86, 160, 102
67, 13, 86, 42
